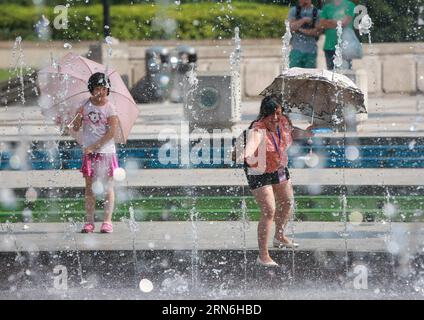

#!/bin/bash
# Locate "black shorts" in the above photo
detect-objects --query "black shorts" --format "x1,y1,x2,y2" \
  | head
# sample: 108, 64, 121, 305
244, 167, 290, 190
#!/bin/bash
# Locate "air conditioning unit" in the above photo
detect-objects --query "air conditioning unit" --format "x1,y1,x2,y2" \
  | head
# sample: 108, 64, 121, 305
183, 72, 241, 131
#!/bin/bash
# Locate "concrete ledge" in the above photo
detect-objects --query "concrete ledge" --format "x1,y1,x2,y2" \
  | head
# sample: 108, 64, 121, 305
417, 58, 424, 93
243, 60, 281, 97
383, 56, 417, 93
1, 168, 423, 188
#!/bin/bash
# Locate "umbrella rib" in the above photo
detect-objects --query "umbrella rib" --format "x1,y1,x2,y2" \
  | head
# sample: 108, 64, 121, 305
109, 90, 136, 105
79, 56, 116, 76
38, 71, 91, 84
50, 90, 135, 109
79, 57, 97, 75
108, 70, 118, 77
50, 91, 90, 108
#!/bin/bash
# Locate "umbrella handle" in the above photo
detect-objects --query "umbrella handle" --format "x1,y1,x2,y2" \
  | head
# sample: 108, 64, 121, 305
310, 108, 315, 127
67, 113, 80, 129
309, 108, 315, 152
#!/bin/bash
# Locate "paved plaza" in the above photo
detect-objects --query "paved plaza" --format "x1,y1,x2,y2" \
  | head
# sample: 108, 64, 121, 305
1, 221, 423, 253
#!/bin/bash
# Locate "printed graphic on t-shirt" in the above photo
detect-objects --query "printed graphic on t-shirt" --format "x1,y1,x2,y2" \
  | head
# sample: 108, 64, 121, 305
81, 100, 117, 153
88, 111, 101, 124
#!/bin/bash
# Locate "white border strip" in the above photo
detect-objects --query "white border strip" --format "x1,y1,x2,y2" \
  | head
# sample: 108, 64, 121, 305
1, 168, 423, 188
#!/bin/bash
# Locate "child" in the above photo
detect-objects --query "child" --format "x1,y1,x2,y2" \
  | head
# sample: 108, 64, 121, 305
72, 72, 119, 233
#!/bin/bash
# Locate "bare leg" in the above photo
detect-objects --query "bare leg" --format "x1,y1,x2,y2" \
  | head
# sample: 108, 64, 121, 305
273, 180, 295, 243
85, 176, 95, 224
252, 185, 276, 263
103, 177, 115, 223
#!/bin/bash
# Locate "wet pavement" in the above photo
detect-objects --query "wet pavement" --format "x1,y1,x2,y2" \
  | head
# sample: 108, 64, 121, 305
1, 221, 422, 252
0, 222, 423, 298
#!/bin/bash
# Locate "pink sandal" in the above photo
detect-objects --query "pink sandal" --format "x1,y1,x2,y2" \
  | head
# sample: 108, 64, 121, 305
100, 222, 113, 233
81, 223, 95, 233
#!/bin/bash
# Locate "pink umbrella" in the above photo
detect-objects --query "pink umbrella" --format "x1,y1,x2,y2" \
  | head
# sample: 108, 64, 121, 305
37, 52, 139, 144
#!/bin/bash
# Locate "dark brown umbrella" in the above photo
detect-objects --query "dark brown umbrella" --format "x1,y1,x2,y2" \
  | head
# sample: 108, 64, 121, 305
260, 68, 367, 127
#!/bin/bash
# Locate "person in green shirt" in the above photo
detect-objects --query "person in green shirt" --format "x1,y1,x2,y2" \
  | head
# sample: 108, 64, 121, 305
318, 0, 356, 70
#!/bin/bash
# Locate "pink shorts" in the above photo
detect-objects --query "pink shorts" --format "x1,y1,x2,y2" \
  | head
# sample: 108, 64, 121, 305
80, 153, 119, 178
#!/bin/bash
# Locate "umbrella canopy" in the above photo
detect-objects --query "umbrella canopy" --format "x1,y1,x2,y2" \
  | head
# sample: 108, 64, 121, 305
260, 67, 366, 127
37, 52, 139, 144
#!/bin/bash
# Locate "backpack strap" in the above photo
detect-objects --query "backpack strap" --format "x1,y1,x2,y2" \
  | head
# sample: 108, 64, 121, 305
312, 7, 318, 28
295, 5, 302, 20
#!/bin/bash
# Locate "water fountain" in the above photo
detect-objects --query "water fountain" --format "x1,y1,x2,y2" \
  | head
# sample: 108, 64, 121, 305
2, 0, 424, 300
239, 197, 248, 289
104, 36, 114, 82
230, 27, 242, 124
228, 26, 249, 289
333, 21, 344, 73
383, 188, 396, 277
121, 205, 140, 288
189, 206, 199, 290
64, 220, 86, 286
281, 20, 292, 73
5, 37, 26, 108
332, 20, 351, 282
182, 57, 200, 293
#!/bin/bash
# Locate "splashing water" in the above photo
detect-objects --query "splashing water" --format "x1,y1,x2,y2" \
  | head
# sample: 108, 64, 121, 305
183, 57, 199, 111
190, 206, 199, 290
160, 271, 189, 295
7, 37, 26, 106
121, 206, 139, 288
65, 221, 87, 285
384, 189, 396, 276
186, 63, 198, 92
105, 36, 114, 45
104, 36, 114, 83
358, 14, 373, 44
229, 27, 242, 123
35, 15, 51, 40
339, 194, 349, 276
281, 20, 292, 73
240, 197, 249, 289
333, 21, 344, 71
139, 278, 154, 293
4, 221, 24, 263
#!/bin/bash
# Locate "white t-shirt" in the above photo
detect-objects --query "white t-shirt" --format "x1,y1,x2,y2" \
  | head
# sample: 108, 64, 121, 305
81, 99, 117, 154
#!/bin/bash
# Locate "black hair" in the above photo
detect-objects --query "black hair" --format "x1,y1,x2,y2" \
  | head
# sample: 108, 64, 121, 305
247, 94, 283, 129
88, 72, 111, 95
256, 94, 283, 121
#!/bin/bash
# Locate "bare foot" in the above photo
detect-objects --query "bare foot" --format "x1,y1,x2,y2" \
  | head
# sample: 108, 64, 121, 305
258, 255, 275, 264
274, 235, 293, 245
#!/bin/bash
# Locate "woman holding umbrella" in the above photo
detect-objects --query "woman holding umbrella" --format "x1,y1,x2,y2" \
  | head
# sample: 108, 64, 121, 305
244, 94, 314, 266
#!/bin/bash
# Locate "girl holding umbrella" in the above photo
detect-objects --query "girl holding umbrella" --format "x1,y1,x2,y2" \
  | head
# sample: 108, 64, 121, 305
72, 72, 119, 234
38, 53, 140, 233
